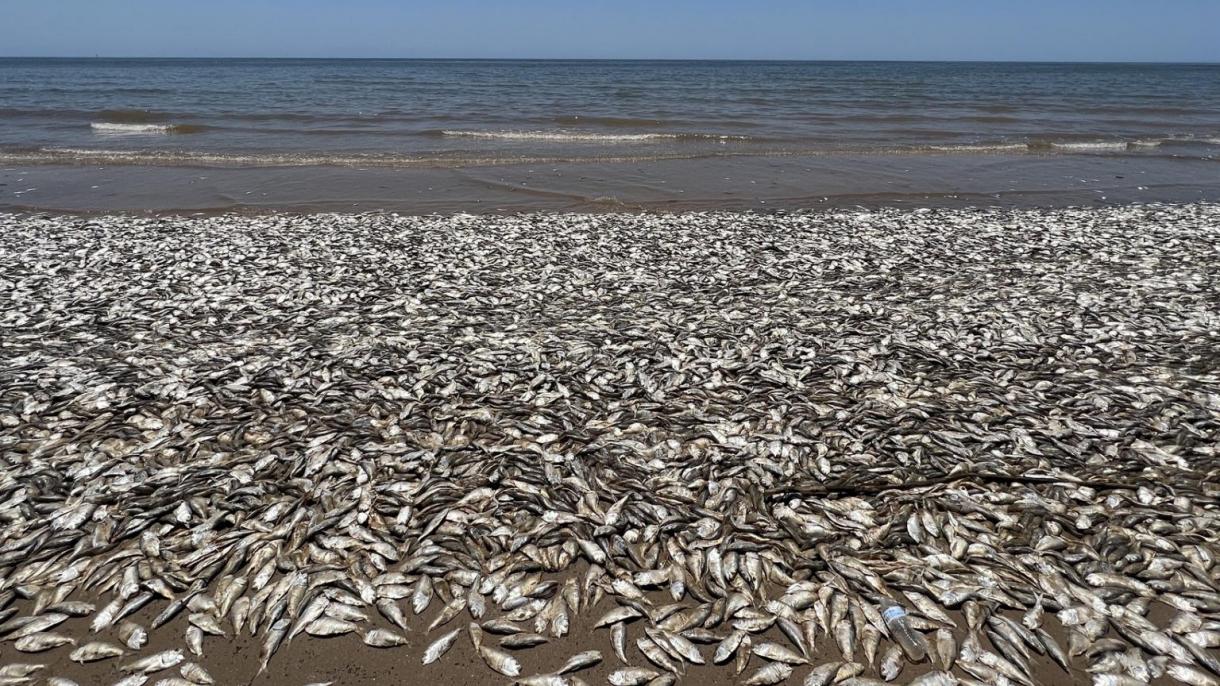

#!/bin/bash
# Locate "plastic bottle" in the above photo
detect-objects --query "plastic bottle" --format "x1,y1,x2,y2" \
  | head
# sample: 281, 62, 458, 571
879, 597, 928, 661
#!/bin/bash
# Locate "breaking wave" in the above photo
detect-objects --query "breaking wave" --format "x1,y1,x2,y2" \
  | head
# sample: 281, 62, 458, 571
437, 129, 752, 142
91, 122, 206, 135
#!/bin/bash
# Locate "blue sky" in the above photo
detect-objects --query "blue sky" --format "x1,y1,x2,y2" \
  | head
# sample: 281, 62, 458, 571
3, 0, 1218, 62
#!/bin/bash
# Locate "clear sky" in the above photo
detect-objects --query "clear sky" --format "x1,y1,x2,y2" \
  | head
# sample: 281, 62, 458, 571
3, 0, 1218, 62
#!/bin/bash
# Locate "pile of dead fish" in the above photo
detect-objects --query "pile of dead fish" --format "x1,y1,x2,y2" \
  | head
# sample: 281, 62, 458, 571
0, 205, 1218, 686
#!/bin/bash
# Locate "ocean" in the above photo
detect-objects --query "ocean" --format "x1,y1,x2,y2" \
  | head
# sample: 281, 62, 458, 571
1, 58, 1218, 211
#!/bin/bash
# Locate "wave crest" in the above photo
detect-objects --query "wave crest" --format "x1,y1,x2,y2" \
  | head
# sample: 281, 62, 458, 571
91, 122, 205, 135
439, 129, 751, 143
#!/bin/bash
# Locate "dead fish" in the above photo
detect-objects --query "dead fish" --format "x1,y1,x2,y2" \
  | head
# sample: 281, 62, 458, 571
179, 663, 214, 685
3, 208, 1219, 686
305, 618, 358, 637
185, 626, 204, 658
364, 628, 408, 647
46, 602, 95, 617
612, 622, 629, 664
0, 664, 44, 679
803, 662, 841, 686
69, 641, 126, 663
8, 613, 68, 639
257, 618, 290, 677
608, 669, 661, 686
187, 613, 226, 636
427, 597, 468, 632
742, 662, 793, 685
515, 676, 577, 686
120, 649, 185, 674
1165, 663, 1219, 686
501, 632, 549, 649
422, 628, 461, 665
637, 637, 680, 673
412, 575, 434, 615
715, 631, 746, 663
376, 599, 410, 632
14, 632, 75, 652
477, 644, 522, 677
653, 629, 703, 665
118, 622, 148, 650
880, 643, 904, 681
483, 619, 524, 634
558, 650, 602, 673
835, 662, 865, 683
905, 672, 958, 686
753, 640, 807, 664
596, 606, 644, 628
736, 635, 753, 675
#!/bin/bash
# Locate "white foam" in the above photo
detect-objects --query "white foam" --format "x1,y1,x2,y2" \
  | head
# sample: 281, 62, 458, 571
1049, 141, 1129, 152
928, 143, 1028, 153
442, 130, 678, 142
91, 122, 173, 135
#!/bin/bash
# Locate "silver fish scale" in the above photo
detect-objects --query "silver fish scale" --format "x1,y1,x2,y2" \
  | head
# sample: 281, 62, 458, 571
1, 206, 1219, 684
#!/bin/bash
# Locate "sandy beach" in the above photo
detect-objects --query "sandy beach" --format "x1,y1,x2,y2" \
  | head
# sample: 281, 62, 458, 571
2, 205, 1219, 686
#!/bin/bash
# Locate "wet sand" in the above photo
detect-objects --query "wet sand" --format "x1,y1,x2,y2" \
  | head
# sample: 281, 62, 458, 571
10, 592, 1144, 686
3, 151, 1219, 214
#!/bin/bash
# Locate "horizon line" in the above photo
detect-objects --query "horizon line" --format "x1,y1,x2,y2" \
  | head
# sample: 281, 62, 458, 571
2, 55, 1218, 65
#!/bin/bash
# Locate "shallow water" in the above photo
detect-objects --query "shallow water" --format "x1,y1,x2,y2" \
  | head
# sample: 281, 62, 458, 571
1, 59, 1218, 211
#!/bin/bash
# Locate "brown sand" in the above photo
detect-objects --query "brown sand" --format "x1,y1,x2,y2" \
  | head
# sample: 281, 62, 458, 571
9, 590, 1188, 686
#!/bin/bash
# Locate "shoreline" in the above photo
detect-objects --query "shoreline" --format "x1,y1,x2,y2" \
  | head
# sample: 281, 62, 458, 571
2, 205, 1219, 686
4, 151, 1219, 216
3, 197, 1219, 222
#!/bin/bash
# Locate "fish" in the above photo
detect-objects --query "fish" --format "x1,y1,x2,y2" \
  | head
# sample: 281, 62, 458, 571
558, 650, 602, 673
364, 628, 409, 647
803, 662, 841, 686
118, 622, 148, 650
1, 206, 1219, 686
0, 664, 44, 679
257, 618, 290, 677
753, 641, 808, 664
501, 632, 549, 649
515, 676, 577, 686
905, 672, 958, 686
742, 662, 793, 685
880, 643, 904, 681
596, 607, 644, 628
120, 650, 186, 674
179, 663, 215, 685
69, 642, 126, 663
7, 614, 68, 639
14, 632, 75, 652
714, 631, 746, 664
422, 628, 461, 665
608, 669, 661, 686
477, 644, 522, 677
612, 622, 630, 664
185, 626, 204, 657
305, 618, 358, 637
1166, 663, 1220, 686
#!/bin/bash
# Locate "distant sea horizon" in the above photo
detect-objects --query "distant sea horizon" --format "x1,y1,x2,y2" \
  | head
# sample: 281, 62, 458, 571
2, 58, 1217, 212
4, 56, 1219, 63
